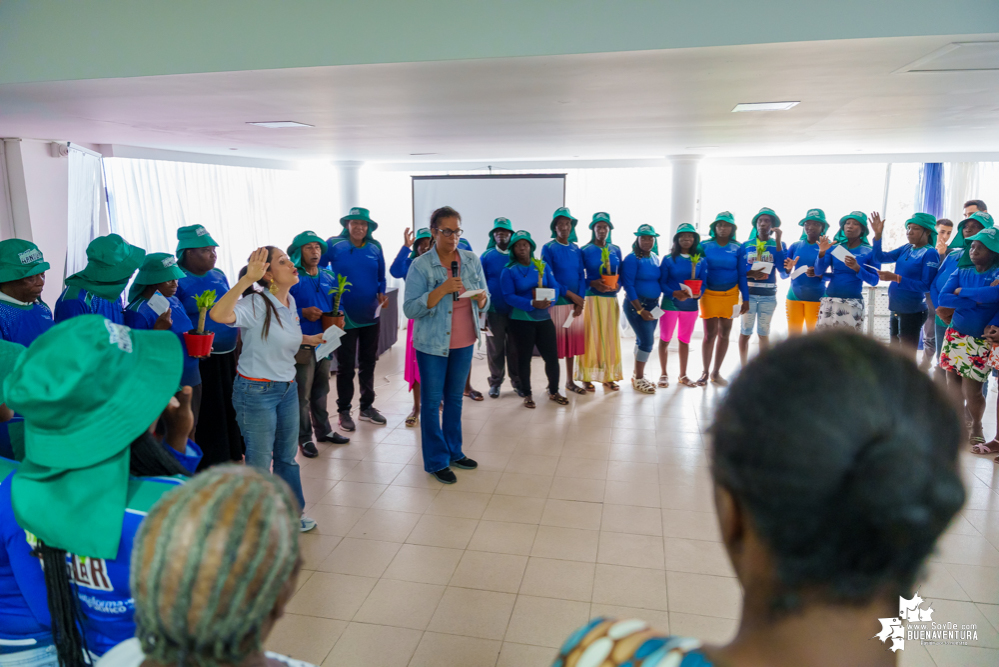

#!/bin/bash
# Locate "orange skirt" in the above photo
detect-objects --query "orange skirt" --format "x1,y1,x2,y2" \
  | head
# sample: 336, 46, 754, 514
699, 286, 740, 319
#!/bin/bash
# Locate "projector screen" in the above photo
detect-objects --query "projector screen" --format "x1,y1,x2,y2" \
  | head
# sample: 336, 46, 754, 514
412, 175, 566, 251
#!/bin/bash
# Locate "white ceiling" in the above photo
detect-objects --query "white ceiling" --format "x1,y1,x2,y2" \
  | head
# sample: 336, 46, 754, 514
1, 34, 998, 164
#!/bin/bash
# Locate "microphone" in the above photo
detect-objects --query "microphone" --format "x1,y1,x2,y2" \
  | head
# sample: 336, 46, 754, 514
451, 261, 459, 301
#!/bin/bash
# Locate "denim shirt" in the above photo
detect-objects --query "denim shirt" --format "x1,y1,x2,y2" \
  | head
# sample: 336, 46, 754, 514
403, 249, 490, 357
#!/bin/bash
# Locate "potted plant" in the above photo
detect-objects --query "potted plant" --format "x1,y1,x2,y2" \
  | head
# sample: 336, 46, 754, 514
323, 274, 351, 330
599, 244, 618, 289
183, 290, 216, 357
683, 249, 702, 296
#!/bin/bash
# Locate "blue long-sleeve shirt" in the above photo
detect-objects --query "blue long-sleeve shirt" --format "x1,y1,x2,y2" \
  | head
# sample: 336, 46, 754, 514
0, 299, 53, 347
742, 238, 787, 297
621, 253, 662, 302
814, 244, 880, 300
54, 288, 124, 325
541, 241, 586, 305
659, 254, 707, 312
873, 240, 940, 313
501, 262, 564, 321
175, 268, 238, 354
288, 268, 336, 335
581, 243, 622, 297
938, 266, 999, 337
701, 240, 749, 300
785, 241, 828, 302
930, 249, 962, 309
124, 295, 200, 387
389, 246, 413, 280
321, 238, 387, 329
480, 248, 511, 314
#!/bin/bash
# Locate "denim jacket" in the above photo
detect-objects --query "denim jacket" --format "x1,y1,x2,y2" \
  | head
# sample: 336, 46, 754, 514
403, 248, 490, 357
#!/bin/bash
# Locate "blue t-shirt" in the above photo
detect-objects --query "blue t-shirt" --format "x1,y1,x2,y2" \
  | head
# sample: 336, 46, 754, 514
501, 261, 564, 321
785, 241, 828, 302
0, 299, 53, 347
741, 238, 787, 297
581, 243, 622, 297
288, 268, 336, 335
175, 268, 238, 354
124, 296, 200, 387
541, 241, 586, 305
701, 240, 748, 299
659, 254, 707, 312
480, 248, 512, 314
872, 240, 940, 313
814, 244, 880, 300
321, 238, 387, 329
621, 252, 662, 302
389, 246, 414, 280
938, 265, 999, 337
54, 287, 124, 325
930, 249, 962, 309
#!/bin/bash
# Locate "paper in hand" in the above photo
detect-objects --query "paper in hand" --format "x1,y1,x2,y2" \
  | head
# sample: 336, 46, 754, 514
315, 325, 346, 361
733, 303, 743, 318
148, 292, 170, 316
831, 245, 854, 262
562, 310, 576, 329
459, 288, 485, 298
751, 261, 773, 274
680, 283, 693, 296
790, 265, 810, 279
649, 307, 665, 319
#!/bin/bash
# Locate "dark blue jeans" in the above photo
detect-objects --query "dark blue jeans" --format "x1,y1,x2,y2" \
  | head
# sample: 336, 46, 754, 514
623, 297, 660, 363
416, 344, 474, 473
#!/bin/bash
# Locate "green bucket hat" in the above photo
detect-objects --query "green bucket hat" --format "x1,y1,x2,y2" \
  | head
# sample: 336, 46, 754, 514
550, 207, 579, 243
506, 231, 538, 267
65, 234, 145, 302
4, 315, 182, 558
588, 212, 614, 245
409, 228, 433, 259
672, 223, 702, 252
340, 207, 379, 233
798, 208, 830, 240
486, 218, 515, 250
709, 211, 738, 241
968, 227, 999, 257
0, 340, 25, 405
634, 224, 660, 255
833, 211, 871, 247
905, 212, 938, 247
127, 253, 187, 303
0, 240, 49, 284
175, 225, 220, 258
954, 213, 998, 268
287, 231, 329, 269
747, 207, 781, 242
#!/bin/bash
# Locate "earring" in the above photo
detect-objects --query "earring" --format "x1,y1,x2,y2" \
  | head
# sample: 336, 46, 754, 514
268, 281, 279, 295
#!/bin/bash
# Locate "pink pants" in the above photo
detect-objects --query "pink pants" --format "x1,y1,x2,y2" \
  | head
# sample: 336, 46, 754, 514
660, 310, 698, 344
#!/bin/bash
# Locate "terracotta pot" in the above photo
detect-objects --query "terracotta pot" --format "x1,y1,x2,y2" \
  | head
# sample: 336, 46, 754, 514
321, 312, 345, 331
183, 331, 215, 357
600, 274, 619, 289
682, 279, 703, 296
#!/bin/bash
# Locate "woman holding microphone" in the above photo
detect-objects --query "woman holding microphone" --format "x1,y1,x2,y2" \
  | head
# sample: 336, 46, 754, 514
210, 246, 323, 531
403, 207, 488, 485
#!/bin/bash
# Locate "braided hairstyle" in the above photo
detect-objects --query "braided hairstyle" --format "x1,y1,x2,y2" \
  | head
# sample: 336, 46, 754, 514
710, 331, 965, 615
130, 465, 301, 667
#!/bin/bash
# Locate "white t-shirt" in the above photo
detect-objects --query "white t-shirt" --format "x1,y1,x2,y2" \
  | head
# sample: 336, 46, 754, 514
96, 637, 318, 667
230, 291, 303, 382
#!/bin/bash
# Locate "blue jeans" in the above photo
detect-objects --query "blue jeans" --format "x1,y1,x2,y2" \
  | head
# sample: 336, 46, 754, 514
740, 294, 778, 336
416, 345, 474, 473
0, 646, 58, 667
232, 376, 306, 510
623, 298, 659, 362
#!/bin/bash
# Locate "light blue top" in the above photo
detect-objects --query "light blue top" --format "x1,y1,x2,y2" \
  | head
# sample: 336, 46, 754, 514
228, 291, 302, 382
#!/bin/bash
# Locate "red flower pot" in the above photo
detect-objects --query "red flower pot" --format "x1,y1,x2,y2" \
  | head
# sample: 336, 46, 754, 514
683, 279, 703, 296
183, 331, 215, 357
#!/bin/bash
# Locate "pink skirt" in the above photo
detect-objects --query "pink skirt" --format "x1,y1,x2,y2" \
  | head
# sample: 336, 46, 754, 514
405, 319, 421, 391
551, 304, 586, 359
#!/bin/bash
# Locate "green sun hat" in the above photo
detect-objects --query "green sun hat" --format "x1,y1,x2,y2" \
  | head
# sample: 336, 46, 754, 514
486, 217, 515, 250
747, 207, 781, 242
127, 253, 187, 303
588, 212, 614, 245
0, 240, 50, 284
968, 227, 999, 256
949, 211, 994, 251
550, 207, 579, 243
709, 211, 738, 241
505, 231, 537, 267
673, 223, 702, 251
409, 228, 433, 258
65, 235, 146, 302
833, 211, 871, 247
175, 225, 220, 258
798, 208, 830, 240
4, 315, 182, 558
634, 224, 660, 254
905, 212, 938, 247
0, 340, 25, 404
287, 231, 329, 269
340, 207, 379, 233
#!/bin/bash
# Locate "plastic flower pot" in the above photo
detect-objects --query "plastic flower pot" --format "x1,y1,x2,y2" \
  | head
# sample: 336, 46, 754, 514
683, 279, 703, 296
321, 311, 345, 331
183, 331, 215, 357
600, 274, 619, 289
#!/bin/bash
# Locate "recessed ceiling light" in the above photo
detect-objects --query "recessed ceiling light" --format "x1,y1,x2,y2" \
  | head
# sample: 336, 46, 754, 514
246, 121, 314, 128
731, 102, 799, 112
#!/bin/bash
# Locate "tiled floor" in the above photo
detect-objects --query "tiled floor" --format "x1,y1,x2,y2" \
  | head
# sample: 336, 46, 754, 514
265, 339, 999, 667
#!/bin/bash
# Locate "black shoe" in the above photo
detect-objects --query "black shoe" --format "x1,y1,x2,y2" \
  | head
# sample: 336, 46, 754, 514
515, 388, 528, 398
300, 441, 319, 458
488, 386, 500, 399
319, 431, 350, 444
452, 457, 478, 470
432, 467, 457, 484
339, 411, 356, 432
358, 407, 387, 425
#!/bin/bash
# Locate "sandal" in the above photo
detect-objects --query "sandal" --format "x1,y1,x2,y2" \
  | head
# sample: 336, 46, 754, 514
678, 375, 697, 387
583, 382, 596, 392
970, 437, 992, 454
523, 396, 536, 409
657, 374, 669, 388
565, 383, 587, 395
548, 392, 569, 405
405, 412, 419, 427
710, 373, 729, 387
694, 372, 709, 387
464, 389, 485, 401
604, 382, 620, 391
632, 376, 656, 394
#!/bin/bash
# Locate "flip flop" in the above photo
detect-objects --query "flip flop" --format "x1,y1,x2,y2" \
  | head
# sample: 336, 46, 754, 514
464, 389, 485, 401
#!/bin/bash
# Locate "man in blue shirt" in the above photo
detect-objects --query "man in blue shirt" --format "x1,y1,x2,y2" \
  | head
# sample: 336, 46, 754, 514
288, 231, 350, 456
739, 208, 786, 365
54, 234, 145, 324
0, 240, 53, 347
322, 208, 389, 431
480, 217, 522, 398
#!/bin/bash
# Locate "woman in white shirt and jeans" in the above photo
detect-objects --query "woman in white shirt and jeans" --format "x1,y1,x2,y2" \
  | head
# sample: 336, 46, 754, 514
211, 246, 324, 532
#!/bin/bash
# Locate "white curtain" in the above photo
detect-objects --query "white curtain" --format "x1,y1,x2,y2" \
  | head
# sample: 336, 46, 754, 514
66, 147, 102, 277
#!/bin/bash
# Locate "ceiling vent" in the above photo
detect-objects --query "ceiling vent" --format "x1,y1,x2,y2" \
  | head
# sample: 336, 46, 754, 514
897, 42, 999, 73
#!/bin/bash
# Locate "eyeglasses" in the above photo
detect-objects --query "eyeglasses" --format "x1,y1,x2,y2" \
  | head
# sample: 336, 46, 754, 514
437, 228, 463, 238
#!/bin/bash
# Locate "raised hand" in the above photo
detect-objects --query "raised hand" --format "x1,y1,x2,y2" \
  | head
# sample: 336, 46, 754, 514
818, 236, 832, 254
784, 256, 799, 272
870, 212, 885, 239
403, 228, 414, 248
245, 247, 270, 283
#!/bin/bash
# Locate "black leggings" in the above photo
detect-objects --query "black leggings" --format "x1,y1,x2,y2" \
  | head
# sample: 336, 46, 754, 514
509, 318, 560, 397
890, 310, 928, 349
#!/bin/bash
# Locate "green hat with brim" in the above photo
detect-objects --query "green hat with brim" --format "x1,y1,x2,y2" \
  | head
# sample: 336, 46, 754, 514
175, 225, 220, 258
506, 231, 537, 267
797, 209, 830, 240
968, 228, 999, 257
409, 228, 433, 259
0, 240, 50, 284
709, 211, 738, 241
833, 211, 871, 247
5, 315, 182, 558
588, 212, 614, 245
949, 212, 995, 269
127, 253, 187, 303
673, 223, 702, 251
747, 207, 781, 242
486, 218, 515, 250
550, 208, 579, 243
0, 340, 25, 405
65, 235, 145, 302
340, 207, 379, 234
906, 212, 938, 247
634, 224, 660, 254
287, 231, 329, 269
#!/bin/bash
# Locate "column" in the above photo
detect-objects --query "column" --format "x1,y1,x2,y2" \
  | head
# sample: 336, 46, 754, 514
669, 155, 703, 235
334, 160, 363, 212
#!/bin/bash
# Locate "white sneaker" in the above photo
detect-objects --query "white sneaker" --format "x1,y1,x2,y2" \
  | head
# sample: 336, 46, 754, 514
300, 515, 317, 532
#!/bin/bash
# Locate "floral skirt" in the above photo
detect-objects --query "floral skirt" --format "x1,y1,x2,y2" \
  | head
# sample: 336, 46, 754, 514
816, 297, 865, 332
575, 296, 623, 383
940, 327, 990, 383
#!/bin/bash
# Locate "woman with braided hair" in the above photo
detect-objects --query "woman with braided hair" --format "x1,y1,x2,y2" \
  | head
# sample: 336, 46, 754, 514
96, 466, 308, 667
